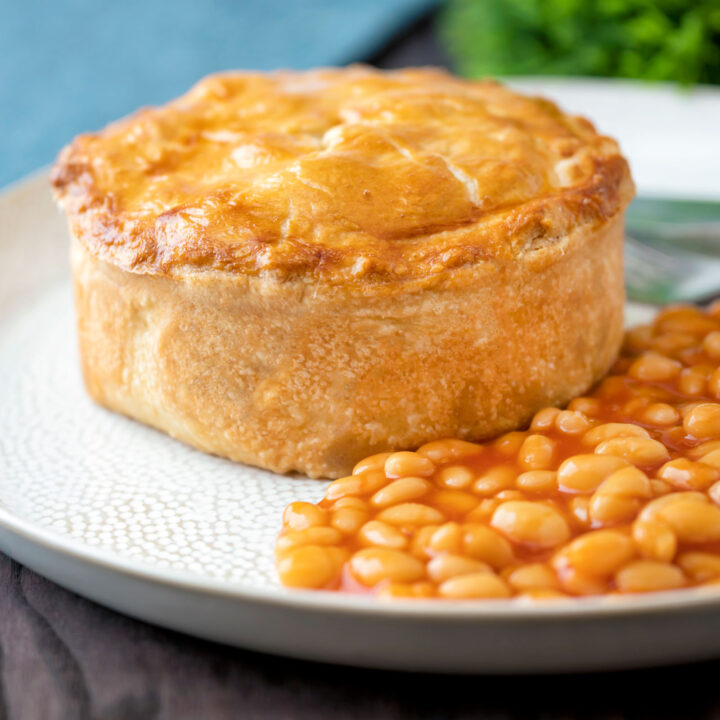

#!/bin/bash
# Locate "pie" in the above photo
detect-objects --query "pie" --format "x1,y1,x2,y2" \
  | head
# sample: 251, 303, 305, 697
51, 66, 634, 478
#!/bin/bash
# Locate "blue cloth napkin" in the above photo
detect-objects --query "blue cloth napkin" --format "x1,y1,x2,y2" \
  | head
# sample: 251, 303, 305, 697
1, 0, 436, 188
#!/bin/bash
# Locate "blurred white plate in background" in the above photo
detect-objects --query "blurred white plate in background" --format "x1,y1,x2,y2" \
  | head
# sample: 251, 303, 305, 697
509, 78, 720, 201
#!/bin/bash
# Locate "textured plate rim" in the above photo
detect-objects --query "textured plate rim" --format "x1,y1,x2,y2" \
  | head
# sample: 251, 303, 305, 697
1, 440, 720, 621
3, 140, 720, 626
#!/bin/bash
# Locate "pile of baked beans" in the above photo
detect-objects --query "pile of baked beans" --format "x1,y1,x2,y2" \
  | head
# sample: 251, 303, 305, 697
276, 305, 720, 599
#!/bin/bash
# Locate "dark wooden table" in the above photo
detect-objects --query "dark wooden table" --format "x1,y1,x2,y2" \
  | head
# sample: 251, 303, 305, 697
6, 13, 720, 720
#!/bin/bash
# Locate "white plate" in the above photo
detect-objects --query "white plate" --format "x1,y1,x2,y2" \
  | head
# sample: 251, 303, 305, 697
508, 77, 720, 201
2, 80, 720, 674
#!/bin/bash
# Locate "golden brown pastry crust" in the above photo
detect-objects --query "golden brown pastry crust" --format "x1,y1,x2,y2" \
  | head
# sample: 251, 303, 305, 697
55, 66, 634, 478
70, 213, 625, 478
52, 66, 632, 285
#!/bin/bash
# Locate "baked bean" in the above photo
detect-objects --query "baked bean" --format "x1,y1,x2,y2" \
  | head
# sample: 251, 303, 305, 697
494, 431, 527, 455
370, 477, 430, 507
651, 332, 697, 355
703, 331, 720, 360
357, 520, 408, 549
462, 524, 515, 568
350, 548, 426, 586
678, 348, 702, 367
687, 440, 720, 461
562, 529, 635, 576
652, 495, 720, 543
518, 434, 557, 470
628, 352, 681, 382
517, 588, 569, 600
516, 470, 557, 494
594, 437, 670, 467
331, 497, 369, 511
656, 306, 718, 335
677, 552, 720, 582
282, 502, 329, 530
623, 325, 653, 353
597, 466, 652, 498
622, 397, 651, 418
557, 454, 628, 494
352, 452, 393, 476
377, 503, 445, 526
615, 561, 686, 593
589, 493, 639, 526
650, 479, 673, 496
277, 546, 349, 588
569, 497, 591, 526
472, 466, 516, 496
568, 397, 602, 416
683, 403, 720, 439
417, 439, 483, 464
494, 491, 525, 501
632, 519, 677, 562
377, 582, 434, 599
710, 481, 720, 507
584, 423, 650, 446
505, 563, 560, 591
596, 376, 631, 400
325, 470, 388, 500
633, 385, 676, 403
555, 410, 593, 435
385, 452, 435, 479
657, 458, 720, 491
437, 465, 475, 489
555, 565, 608, 596
698, 449, 720, 470
708, 368, 720, 398
678, 368, 707, 397
639, 492, 708, 524
640, 403, 680, 426
530, 407, 561, 431
275, 527, 344, 556
331, 506, 369, 534
699, 578, 720, 588
429, 522, 462, 553
409, 525, 440, 560
679, 401, 703, 418
464, 498, 500, 524
662, 425, 685, 447
438, 572, 511, 599
427, 554, 491, 582
708, 299, 720, 319
490, 501, 570, 549
429, 490, 479, 517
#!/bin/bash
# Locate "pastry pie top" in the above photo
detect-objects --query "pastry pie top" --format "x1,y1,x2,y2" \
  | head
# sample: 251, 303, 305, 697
52, 66, 633, 284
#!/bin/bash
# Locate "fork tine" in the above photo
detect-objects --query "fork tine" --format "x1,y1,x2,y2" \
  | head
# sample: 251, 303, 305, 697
625, 235, 720, 306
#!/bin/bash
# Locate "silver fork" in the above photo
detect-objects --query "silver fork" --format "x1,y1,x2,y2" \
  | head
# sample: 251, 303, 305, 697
624, 197, 720, 305
625, 235, 720, 305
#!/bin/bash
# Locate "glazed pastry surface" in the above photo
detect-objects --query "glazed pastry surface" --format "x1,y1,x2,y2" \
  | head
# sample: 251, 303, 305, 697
52, 66, 632, 283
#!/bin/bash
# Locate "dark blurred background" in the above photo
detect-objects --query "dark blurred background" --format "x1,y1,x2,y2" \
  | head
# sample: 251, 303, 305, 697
2, 0, 719, 189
